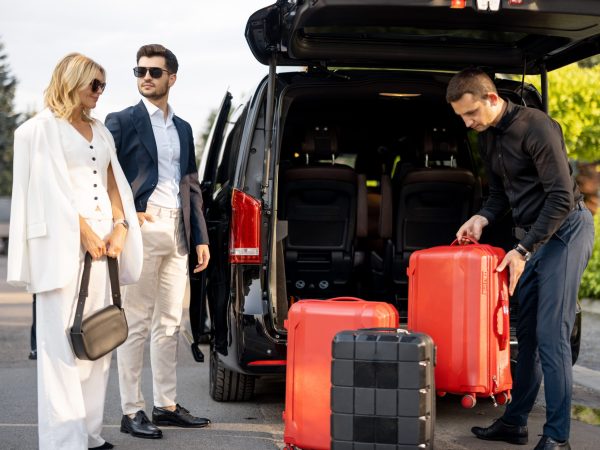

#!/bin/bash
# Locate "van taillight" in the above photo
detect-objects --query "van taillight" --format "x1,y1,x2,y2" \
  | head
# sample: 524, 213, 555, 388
229, 189, 262, 264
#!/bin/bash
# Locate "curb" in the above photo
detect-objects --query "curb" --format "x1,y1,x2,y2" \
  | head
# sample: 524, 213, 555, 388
574, 365, 600, 392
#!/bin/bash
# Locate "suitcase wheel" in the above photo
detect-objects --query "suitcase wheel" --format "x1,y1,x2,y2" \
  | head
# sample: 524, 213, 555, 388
461, 394, 477, 409
496, 391, 511, 406
436, 390, 447, 397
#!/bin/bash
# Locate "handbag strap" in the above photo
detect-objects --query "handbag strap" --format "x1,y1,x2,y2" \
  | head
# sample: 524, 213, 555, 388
71, 252, 121, 334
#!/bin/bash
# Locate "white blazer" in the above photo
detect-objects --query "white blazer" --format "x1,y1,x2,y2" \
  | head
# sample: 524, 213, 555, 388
7, 109, 143, 293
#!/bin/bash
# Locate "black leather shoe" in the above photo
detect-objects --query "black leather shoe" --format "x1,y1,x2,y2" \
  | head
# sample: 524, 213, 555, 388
471, 418, 528, 445
120, 410, 162, 439
89, 442, 114, 449
152, 404, 211, 428
533, 435, 571, 450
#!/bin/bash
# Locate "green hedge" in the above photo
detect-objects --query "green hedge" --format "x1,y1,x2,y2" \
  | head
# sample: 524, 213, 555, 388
579, 213, 600, 300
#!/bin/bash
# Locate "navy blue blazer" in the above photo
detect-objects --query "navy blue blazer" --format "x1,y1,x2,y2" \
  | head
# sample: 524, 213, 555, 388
105, 101, 208, 250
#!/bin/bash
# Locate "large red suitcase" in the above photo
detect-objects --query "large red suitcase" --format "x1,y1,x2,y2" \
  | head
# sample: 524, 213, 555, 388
283, 297, 399, 450
407, 239, 512, 408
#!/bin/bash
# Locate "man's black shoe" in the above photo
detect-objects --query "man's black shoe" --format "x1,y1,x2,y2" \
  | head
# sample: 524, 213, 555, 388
471, 418, 528, 445
28, 350, 37, 360
120, 410, 162, 439
152, 404, 211, 428
89, 442, 114, 449
533, 435, 571, 450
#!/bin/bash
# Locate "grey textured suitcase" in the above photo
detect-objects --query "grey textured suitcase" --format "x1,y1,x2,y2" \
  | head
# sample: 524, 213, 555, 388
331, 328, 435, 450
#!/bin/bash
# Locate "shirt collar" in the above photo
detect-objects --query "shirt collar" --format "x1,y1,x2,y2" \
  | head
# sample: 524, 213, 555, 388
492, 98, 517, 132
141, 97, 174, 122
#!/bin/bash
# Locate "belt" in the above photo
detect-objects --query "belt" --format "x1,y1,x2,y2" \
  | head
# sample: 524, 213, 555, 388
574, 199, 587, 211
146, 204, 182, 218
512, 200, 587, 240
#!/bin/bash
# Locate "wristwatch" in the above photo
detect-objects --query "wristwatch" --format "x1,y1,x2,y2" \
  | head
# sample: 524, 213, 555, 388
514, 243, 531, 261
114, 218, 129, 230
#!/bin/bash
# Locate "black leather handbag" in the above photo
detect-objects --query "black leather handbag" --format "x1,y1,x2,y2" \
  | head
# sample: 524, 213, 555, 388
70, 252, 128, 361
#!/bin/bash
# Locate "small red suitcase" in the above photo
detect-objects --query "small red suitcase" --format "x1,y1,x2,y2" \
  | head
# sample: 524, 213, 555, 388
283, 297, 399, 450
407, 239, 512, 408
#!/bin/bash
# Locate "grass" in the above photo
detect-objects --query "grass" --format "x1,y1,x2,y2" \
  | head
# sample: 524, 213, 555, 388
572, 404, 600, 426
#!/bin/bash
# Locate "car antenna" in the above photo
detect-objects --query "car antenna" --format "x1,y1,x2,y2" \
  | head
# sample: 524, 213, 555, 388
520, 55, 527, 106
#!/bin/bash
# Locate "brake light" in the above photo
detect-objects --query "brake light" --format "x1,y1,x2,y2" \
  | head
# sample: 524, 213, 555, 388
247, 360, 287, 366
508, 0, 524, 4
450, 0, 466, 8
229, 189, 262, 264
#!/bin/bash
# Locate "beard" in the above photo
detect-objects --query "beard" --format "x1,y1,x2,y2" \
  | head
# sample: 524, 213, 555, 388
138, 82, 168, 100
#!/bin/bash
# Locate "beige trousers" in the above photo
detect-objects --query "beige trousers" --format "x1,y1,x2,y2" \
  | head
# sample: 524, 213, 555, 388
37, 217, 113, 450
117, 205, 188, 414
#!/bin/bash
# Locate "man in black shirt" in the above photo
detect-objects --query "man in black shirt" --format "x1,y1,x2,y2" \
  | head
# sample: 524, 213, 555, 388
447, 68, 594, 450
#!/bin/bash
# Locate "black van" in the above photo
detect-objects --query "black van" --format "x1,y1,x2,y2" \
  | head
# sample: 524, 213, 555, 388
190, 1, 600, 401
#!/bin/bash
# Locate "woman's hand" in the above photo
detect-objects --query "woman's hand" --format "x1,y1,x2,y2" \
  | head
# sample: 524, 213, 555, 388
105, 223, 127, 258
80, 217, 106, 260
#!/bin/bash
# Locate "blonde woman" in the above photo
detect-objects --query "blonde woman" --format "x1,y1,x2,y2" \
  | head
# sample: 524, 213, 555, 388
7, 53, 143, 449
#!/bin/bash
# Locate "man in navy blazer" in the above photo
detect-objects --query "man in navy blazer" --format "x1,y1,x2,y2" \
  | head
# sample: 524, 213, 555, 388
105, 44, 210, 440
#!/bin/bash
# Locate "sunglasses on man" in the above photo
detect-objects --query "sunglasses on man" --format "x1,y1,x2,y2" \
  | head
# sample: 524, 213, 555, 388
133, 66, 171, 79
91, 79, 106, 93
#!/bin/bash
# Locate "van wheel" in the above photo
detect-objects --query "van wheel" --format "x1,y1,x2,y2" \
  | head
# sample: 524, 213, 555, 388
209, 350, 256, 402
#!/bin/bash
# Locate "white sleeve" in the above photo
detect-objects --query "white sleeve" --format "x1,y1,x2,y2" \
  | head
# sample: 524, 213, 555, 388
7, 124, 32, 288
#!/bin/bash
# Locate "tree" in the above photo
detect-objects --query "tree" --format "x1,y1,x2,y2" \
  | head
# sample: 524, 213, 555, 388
0, 40, 19, 196
578, 55, 600, 69
194, 108, 217, 166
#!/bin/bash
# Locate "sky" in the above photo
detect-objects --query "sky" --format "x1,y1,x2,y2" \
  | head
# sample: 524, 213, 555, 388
0, 0, 277, 139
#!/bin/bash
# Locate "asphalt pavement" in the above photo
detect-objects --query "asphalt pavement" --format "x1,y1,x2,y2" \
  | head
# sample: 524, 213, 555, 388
1, 255, 599, 449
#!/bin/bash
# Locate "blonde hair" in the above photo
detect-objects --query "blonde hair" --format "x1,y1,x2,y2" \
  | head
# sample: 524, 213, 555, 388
44, 53, 105, 122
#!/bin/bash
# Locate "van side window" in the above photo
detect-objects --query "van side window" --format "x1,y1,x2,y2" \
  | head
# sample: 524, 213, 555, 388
214, 107, 248, 194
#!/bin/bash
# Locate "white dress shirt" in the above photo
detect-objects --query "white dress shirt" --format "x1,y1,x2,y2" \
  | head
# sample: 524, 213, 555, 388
58, 119, 112, 219
142, 97, 181, 208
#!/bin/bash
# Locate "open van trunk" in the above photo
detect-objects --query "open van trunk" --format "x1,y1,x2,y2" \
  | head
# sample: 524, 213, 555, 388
268, 70, 484, 329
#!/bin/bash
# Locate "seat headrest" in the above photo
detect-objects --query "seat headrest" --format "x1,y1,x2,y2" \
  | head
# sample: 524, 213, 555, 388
302, 126, 339, 157
422, 127, 458, 167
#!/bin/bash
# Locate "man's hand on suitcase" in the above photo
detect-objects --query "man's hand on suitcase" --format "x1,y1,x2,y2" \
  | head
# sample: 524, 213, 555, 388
456, 215, 489, 243
496, 250, 525, 296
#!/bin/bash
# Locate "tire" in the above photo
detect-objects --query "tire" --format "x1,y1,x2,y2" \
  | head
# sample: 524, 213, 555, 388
209, 350, 256, 402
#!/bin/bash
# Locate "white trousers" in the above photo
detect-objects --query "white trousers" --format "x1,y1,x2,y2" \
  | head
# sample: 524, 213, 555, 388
117, 205, 188, 414
36, 217, 113, 450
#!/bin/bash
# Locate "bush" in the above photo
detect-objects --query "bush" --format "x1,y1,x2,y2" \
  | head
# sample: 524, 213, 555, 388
579, 214, 600, 300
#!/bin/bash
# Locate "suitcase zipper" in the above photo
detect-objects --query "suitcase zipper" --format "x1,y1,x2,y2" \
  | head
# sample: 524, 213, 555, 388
490, 375, 499, 406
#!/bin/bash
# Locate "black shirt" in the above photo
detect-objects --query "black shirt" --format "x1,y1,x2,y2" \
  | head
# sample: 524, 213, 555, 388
477, 100, 582, 252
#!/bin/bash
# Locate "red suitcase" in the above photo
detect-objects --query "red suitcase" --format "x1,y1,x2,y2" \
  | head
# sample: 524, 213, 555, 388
407, 239, 512, 408
283, 297, 399, 450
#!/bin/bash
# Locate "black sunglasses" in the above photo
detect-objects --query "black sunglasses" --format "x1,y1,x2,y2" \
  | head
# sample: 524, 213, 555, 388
90, 79, 106, 93
133, 66, 170, 78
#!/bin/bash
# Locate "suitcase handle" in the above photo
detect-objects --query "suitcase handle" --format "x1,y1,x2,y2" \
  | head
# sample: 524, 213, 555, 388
495, 286, 510, 350
450, 237, 479, 246
328, 297, 364, 302
358, 327, 409, 334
